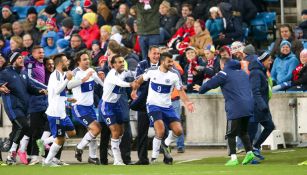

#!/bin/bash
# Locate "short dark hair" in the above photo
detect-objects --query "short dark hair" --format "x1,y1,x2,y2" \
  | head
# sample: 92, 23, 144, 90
32, 45, 43, 53
160, 52, 173, 62
279, 24, 294, 36
181, 3, 192, 11
148, 45, 160, 53
75, 50, 89, 65
110, 54, 122, 65
1, 23, 12, 31
52, 53, 66, 67
71, 33, 82, 41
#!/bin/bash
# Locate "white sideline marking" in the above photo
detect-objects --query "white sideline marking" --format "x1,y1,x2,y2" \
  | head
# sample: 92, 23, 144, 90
175, 159, 202, 164
271, 149, 296, 154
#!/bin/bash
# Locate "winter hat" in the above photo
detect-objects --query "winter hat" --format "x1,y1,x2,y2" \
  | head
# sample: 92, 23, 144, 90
209, 7, 219, 13
204, 44, 215, 53
2, 5, 12, 14
300, 49, 307, 58
243, 44, 256, 55
221, 45, 231, 56
185, 46, 196, 53
82, 12, 97, 25
9, 52, 21, 64
46, 19, 56, 28
45, 5, 57, 15
101, 25, 112, 34
92, 40, 100, 46
230, 41, 244, 54
280, 39, 291, 48
258, 51, 271, 62
302, 9, 307, 15
84, 0, 93, 8
38, 15, 48, 22
56, 39, 69, 49
27, 7, 37, 16
62, 17, 74, 29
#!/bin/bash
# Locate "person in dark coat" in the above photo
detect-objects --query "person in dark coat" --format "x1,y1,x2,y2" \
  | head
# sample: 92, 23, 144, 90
193, 47, 255, 166
224, 0, 257, 24
248, 51, 275, 161
299, 10, 307, 39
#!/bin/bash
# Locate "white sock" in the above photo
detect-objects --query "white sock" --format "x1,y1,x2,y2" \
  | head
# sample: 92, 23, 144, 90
247, 151, 253, 154
31, 155, 39, 161
152, 137, 162, 159
88, 139, 97, 158
165, 132, 178, 146
44, 142, 62, 163
77, 132, 95, 150
44, 136, 55, 145
231, 154, 237, 160
9, 142, 18, 152
19, 135, 30, 152
111, 138, 122, 163
41, 131, 51, 140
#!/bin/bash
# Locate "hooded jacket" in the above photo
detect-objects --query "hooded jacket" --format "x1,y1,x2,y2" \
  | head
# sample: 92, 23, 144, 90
43, 31, 58, 57
248, 60, 272, 122
271, 52, 299, 85
199, 59, 254, 120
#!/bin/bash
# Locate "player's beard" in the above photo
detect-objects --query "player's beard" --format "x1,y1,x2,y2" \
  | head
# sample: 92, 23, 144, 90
62, 65, 68, 71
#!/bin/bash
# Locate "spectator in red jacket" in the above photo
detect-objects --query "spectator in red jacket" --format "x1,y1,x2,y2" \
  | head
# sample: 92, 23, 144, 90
79, 12, 100, 49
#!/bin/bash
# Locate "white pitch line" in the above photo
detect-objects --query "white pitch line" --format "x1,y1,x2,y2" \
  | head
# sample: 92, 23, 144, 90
175, 159, 202, 164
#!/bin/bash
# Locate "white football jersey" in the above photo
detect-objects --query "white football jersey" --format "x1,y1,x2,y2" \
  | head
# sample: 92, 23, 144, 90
143, 66, 182, 108
45, 70, 68, 119
102, 69, 131, 103
71, 67, 102, 106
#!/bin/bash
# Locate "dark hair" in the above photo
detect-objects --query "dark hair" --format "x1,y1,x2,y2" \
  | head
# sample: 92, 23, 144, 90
32, 45, 43, 53
71, 33, 82, 41
279, 24, 294, 38
181, 3, 193, 11
148, 45, 160, 53
75, 50, 89, 65
110, 54, 122, 65
1, 23, 12, 30
52, 53, 66, 67
108, 40, 121, 54
160, 52, 173, 62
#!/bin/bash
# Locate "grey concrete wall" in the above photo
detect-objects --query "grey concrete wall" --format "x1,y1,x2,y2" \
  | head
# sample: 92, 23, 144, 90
186, 93, 307, 146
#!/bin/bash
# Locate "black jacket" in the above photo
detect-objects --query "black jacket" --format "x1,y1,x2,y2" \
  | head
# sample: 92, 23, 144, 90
248, 60, 272, 122
299, 20, 307, 39
292, 65, 307, 91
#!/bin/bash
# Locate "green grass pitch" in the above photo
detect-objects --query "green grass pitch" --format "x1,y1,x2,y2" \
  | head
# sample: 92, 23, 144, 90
1, 148, 307, 175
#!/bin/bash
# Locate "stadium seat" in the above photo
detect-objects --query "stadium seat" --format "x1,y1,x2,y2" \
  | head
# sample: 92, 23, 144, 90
250, 17, 268, 41
303, 40, 307, 49
261, 130, 286, 150
13, 6, 30, 19
35, 5, 47, 14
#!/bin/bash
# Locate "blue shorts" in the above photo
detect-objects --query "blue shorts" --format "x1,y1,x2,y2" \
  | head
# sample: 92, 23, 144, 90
47, 116, 75, 138
147, 105, 180, 127
72, 105, 97, 127
98, 100, 124, 126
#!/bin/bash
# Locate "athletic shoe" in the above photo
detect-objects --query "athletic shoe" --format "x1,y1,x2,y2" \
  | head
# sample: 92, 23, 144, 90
253, 148, 265, 160
177, 147, 185, 153
28, 158, 40, 165
151, 158, 158, 164
225, 159, 239, 166
17, 150, 28, 165
52, 158, 69, 166
75, 147, 83, 162
236, 148, 245, 154
36, 139, 45, 156
6, 152, 17, 165
133, 160, 150, 165
42, 161, 61, 167
0, 161, 7, 166
88, 157, 100, 165
161, 142, 173, 165
242, 152, 255, 165
298, 160, 307, 166
113, 161, 125, 165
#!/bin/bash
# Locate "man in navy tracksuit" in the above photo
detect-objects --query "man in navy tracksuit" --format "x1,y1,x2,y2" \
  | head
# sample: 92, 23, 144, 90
193, 47, 255, 166
0, 52, 46, 165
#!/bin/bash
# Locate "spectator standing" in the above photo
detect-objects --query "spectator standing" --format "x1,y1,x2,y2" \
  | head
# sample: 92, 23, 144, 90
206, 7, 224, 42
100, 25, 112, 54
61, 17, 79, 41
12, 21, 24, 37
174, 3, 192, 33
43, 31, 58, 57
159, 1, 179, 44
299, 10, 307, 39
26, 7, 38, 28
21, 33, 34, 57
0, 6, 18, 25
79, 12, 100, 49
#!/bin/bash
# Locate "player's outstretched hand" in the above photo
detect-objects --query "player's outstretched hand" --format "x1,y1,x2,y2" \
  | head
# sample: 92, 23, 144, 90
185, 101, 195, 113
98, 71, 105, 81
193, 84, 201, 92
67, 98, 77, 103
66, 71, 74, 80
39, 89, 48, 95
0, 82, 10, 94
130, 90, 138, 100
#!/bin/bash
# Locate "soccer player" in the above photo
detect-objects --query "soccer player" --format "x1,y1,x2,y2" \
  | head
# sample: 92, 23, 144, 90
193, 50, 255, 166
98, 55, 137, 165
67, 51, 104, 164
43, 53, 77, 167
131, 52, 194, 165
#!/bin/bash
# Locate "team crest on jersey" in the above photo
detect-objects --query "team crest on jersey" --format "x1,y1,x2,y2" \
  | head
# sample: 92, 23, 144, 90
165, 79, 170, 83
